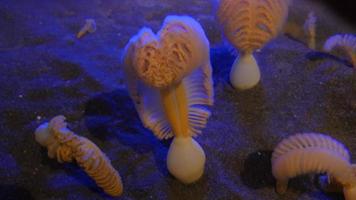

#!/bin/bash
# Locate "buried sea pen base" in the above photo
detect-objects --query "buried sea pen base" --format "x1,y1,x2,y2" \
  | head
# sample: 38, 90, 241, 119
230, 53, 261, 90
276, 179, 289, 194
167, 137, 206, 184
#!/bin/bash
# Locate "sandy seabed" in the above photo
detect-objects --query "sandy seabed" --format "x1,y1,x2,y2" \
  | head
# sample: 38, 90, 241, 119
0, 0, 356, 199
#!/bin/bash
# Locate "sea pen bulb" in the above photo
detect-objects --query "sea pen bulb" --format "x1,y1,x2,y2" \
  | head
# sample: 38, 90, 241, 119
35, 122, 51, 146
167, 137, 206, 184
230, 53, 260, 90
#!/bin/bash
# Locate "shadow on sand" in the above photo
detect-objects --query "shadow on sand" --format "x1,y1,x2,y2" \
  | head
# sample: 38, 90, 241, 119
83, 89, 170, 175
0, 184, 35, 200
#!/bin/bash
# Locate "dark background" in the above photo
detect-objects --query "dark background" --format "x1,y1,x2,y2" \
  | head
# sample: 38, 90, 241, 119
322, 0, 355, 24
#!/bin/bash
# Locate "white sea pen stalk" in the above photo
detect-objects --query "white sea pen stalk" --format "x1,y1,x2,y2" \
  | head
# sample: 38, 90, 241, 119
160, 82, 206, 184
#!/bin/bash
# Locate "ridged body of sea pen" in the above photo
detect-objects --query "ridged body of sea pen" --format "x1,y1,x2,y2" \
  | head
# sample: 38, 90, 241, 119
217, 0, 289, 90
303, 11, 317, 50
77, 19, 96, 39
122, 15, 213, 183
35, 116, 123, 197
272, 133, 356, 200
323, 34, 356, 67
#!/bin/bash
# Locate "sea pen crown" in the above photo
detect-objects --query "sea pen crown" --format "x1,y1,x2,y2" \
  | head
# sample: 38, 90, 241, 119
127, 16, 207, 89
217, 0, 289, 53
